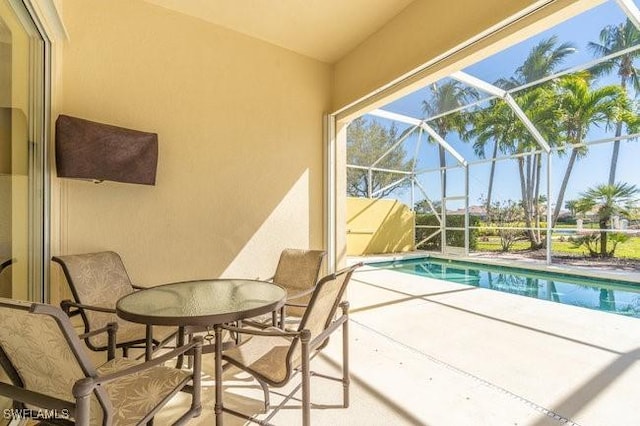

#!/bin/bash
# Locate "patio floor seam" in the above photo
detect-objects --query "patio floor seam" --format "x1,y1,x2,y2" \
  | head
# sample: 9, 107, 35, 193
349, 318, 582, 426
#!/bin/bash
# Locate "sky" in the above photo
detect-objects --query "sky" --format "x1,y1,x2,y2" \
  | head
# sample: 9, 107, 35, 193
355, 0, 640, 211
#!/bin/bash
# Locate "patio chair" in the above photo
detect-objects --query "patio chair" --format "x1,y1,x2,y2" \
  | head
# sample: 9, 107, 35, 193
52, 251, 177, 357
269, 248, 326, 328
0, 297, 202, 425
219, 263, 361, 426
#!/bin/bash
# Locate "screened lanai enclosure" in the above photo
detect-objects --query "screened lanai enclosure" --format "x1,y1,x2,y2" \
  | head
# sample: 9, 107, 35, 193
347, 0, 640, 267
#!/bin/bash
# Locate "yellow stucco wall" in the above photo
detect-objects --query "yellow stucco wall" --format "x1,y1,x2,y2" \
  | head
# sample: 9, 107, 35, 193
346, 197, 414, 256
54, 0, 332, 289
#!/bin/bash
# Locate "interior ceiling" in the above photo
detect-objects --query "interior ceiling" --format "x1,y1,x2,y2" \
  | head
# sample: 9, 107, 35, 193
142, 0, 415, 63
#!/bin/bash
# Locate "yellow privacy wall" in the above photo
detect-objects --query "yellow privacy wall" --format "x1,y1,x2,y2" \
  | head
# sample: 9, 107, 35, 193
347, 197, 414, 255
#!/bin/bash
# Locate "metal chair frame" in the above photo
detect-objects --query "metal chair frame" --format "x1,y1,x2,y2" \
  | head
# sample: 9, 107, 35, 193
52, 252, 176, 357
0, 298, 202, 426
218, 263, 361, 426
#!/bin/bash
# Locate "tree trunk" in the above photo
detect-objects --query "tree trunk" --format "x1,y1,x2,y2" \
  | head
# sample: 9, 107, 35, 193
600, 218, 608, 257
608, 121, 623, 186
518, 158, 536, 246
520, 155, 542, 249
608, 76, 627, 186
552, 148, 579, 228
526, 155, 533, 208
485, 140, 499, 212
533, 154, 544, 248
518, 158, 527, 212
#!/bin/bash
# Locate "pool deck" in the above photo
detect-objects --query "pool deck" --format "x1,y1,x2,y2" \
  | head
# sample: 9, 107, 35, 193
154, 262, 640, 425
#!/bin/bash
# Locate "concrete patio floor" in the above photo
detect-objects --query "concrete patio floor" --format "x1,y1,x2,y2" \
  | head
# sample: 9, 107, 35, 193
156, 264, 640, 425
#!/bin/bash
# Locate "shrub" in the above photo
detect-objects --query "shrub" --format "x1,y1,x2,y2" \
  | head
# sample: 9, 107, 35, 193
570, 231, 632, 257
556, 216, 577, 225
415, 214, 479, 250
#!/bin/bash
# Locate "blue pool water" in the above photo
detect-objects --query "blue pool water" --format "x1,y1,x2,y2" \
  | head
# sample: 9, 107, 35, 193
374, 257, 640, 318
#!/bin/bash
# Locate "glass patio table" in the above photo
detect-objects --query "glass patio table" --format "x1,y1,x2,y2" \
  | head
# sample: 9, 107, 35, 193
116, 279, 287, 425
116, 278, 286, 359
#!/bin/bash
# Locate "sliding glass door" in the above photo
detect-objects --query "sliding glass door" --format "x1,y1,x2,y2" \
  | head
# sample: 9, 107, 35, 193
0, 0, 47, 302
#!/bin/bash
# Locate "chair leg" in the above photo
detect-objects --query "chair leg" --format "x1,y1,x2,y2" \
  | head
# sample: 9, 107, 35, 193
235, 320, 242, 344
301, 330, 311, 426
342, 310, 350, 408
279, 306, 286, 330
175, 326, 186, 369
257, 379, 270, 413
75, 393, 91, 426
187, 348, 193, 370
214, 325, 224, 426
145, 325, 153, 361
191, 338, 203, 413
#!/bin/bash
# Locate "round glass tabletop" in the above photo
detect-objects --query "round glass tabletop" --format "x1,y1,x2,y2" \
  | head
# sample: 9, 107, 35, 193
116, 279, 286, 326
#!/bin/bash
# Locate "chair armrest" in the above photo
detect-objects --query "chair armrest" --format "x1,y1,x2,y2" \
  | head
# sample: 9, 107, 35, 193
309, 313, 348, 350
78, 322, 118, 339
227, 317, 346, 352
221, 324, 299, 338
239, 319, 271, 329
73, 336, 202, 395
78, 322, 118, 360
59, 299, 81, 317
61, 299, 116, 314
0, 257, 15, 273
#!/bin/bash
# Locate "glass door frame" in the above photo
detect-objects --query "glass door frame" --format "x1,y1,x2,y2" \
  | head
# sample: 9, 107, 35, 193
7, 0, 51, 302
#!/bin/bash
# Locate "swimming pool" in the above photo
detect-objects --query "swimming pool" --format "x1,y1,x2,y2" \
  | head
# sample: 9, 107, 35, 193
374, 257, 640, 318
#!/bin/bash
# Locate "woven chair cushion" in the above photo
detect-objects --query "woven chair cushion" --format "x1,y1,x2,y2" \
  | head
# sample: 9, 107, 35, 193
223, 333, 294, 384
0, 302, 103, 424
97, 357, 190, 425
273, 249, 324, 318
56, 252, 134, 335
55, 252, 177, 348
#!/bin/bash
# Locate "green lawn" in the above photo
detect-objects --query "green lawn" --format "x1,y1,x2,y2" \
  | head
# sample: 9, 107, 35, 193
475, 236, 640, 259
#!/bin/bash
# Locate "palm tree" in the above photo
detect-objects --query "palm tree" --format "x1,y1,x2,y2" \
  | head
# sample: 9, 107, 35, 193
422, 80, 478, 198
511, 88, 558, 248
472, 37, 574, 248
552, 74, 630, 227
575, 182, 639, 257
588, 19, 640, 185
471, 86, 558, 248
467, 99, 515, 211
564, 199, 579, 217
496, 36, 576, 88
